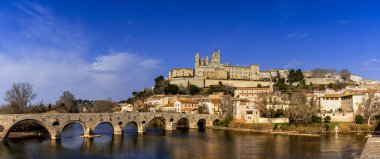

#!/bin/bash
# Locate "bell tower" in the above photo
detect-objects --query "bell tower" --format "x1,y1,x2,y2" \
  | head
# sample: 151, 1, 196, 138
195, 52, 200, 67
211, 49, 221, 64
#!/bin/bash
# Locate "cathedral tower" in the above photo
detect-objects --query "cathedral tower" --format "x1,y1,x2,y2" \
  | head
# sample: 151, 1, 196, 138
211, 49, 221, 64
195, 52, 200, 67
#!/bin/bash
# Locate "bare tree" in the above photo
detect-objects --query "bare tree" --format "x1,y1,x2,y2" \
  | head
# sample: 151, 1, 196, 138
287, 92, 319, 123
256, 93, 281, 118
357, 93, 380, 125
56, 91, 77, 113
92, 99, 113, 113
4, 82, 37, 114
340, 69, 351, 81
198, 104, 209, 114
219, 95, 234, 118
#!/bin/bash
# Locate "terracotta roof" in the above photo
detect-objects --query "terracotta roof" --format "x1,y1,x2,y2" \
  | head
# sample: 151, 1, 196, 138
163, 103, 174, 107
235, 87, 271, 90
323, 94, 341, 98
211, 99, 220, 104
177, 100, 199, 104
181, 108, 198, 111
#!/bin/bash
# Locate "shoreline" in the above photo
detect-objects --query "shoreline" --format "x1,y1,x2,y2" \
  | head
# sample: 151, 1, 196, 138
7, 132, 49, 139
207, 126, 371, 136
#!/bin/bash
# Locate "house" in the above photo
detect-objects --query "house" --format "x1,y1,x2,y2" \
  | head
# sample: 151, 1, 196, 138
120, 103, 133, 112
303, 71, 312, 78
160, 103, 176, 112
349, 74, 363, 83
234, 87, 272, 98
233, 98, 260, 123
174, 100, 199, 113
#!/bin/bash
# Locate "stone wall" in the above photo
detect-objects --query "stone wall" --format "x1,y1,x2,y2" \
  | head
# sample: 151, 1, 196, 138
169, 77, 271, 88
205, 80, 270, 88
321, 112, 354, 122
259, 118, 289, 123
305, 78, 337, 85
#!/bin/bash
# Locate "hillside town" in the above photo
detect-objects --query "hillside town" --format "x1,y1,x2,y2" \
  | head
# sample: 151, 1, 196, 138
107, 50, 380, 125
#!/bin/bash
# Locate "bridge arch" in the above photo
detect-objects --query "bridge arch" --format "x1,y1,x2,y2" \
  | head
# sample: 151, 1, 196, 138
60, 121, 87, 136
177, 118, 189, 129
123, 121, 139, 134
93, 121, 116, 135
146, 117, 166, 133
3, 119, 54, 141
197, 118, 206, 128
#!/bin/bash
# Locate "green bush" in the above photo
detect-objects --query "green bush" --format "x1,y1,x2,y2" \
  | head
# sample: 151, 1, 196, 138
355, 115, 365, 124
214, 116, 233, 127
311, 115, 322, 123
323, 116, 331, 123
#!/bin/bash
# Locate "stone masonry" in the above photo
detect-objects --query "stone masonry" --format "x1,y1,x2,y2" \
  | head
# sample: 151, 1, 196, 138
0, 112, 220, 142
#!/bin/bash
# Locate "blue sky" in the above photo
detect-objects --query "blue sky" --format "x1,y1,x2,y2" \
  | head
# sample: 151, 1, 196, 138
0, 0, 380, 104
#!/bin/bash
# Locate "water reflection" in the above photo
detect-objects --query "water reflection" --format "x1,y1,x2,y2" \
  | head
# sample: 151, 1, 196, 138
0, 125, 368, 159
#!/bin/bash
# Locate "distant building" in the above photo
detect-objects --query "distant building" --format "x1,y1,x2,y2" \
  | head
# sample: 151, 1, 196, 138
349, 74, 363, 83
120, 103, 133, 112
234, 87, 273, 98
303, 71, 312, 78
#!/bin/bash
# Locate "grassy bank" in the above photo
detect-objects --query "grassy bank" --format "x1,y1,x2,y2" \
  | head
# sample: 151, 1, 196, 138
215, 120, 374, 135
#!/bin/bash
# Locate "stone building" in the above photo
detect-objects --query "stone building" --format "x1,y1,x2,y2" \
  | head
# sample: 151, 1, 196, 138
168, 50, 270, 88
194, 50, 260, 80
169, 68, 194, 79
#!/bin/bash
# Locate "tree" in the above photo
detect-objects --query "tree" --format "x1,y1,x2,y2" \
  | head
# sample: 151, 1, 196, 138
198, 104, 209, 114
311, 115, 322, 123
4, 82, 37, 114
188, 84, 201, 95
256, 93, 280, 118
323, 116, 331, 123
288, 92, 319, 123
92, 99, 114, 113
219, 95, 234, 118
295, 69, 305, 82
164, 84, 180, 95
288, 69, 296, 84
355, 115, 365, 124
153, 75, 166, 94
357, 93, 380, 125
273, 78, 288, 91
288, 69, 305, 85
340, 69, 351, 81
57, 91, 78, 113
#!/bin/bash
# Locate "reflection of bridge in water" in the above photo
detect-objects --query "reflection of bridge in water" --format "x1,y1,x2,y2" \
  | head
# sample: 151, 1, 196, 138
0, 113, 221, 142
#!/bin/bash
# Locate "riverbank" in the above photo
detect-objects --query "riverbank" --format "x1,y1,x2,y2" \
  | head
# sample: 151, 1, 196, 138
210, 121, 375, 135
7, 132, 49, 139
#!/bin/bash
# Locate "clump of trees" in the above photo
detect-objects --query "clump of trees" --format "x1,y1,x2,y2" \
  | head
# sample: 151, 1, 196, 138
274, 69, 307, 91
56, 91, 78, 113
287, 69, 305, 85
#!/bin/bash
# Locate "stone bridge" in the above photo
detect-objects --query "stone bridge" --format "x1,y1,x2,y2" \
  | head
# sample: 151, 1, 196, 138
0, 113, 221, 142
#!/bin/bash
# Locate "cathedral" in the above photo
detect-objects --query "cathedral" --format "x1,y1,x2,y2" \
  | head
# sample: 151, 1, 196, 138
169, 50, 260, 81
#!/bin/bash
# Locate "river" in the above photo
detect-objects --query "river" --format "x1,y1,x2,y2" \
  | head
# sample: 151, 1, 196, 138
0, 123, 367, 159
